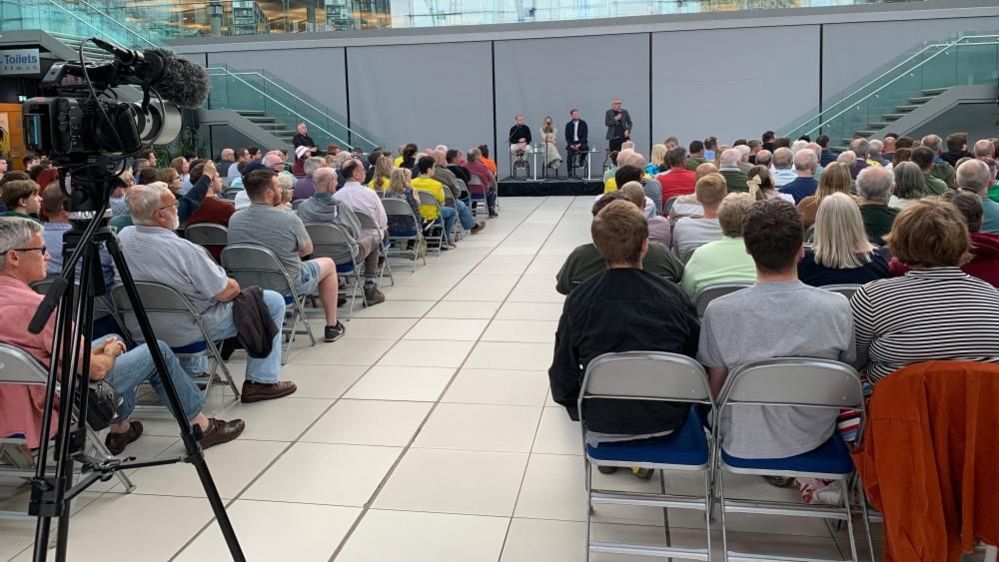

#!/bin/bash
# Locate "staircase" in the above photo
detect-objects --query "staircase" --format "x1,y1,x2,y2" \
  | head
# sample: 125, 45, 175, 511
782, 31, 999, 145
46, 31, 112, 60
236, 110, 297, 144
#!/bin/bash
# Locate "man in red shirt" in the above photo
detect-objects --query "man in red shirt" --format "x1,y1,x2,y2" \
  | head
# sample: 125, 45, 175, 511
658, 148, 697, 207
184, 161, 235, 262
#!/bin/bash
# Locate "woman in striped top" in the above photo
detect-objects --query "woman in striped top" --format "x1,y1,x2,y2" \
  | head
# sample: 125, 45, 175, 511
850, 198, 999, 383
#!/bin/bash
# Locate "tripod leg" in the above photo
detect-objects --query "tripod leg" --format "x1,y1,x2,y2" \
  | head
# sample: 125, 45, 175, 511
103, 235, 245, 561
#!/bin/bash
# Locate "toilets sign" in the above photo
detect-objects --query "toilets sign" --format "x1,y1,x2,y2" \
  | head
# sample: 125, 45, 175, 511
0, 49, 40, 75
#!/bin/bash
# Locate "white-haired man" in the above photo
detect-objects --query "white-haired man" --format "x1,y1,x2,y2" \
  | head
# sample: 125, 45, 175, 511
771, 147, 797, 187
867, 139, 889, 168
217, 148, 235, 177
921, 134, 956, 188
118, 182, 297, 402
856, 166, 898, 245
334, 159, 391, 304
0, 217, 245, 453
292, 123, 318, 156
735, 144, 753, 173
957, 159, 999, 234
718, 148, 748, 193
293, 156, 326, 201
778, 149, 819, 204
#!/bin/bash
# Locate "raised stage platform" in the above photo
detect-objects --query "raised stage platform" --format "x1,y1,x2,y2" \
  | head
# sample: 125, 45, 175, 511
498, 177, 603, 197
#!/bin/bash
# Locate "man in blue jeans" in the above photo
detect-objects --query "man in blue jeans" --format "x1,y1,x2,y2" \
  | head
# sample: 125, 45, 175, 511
0, 217, 244, 455
118, 182, 297, 403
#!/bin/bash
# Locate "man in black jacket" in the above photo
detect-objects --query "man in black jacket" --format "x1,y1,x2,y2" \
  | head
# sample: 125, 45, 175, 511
604, 99, 632, 152
292, 123, 318, 156
548, 198, 700, 477
565, 109, 589, 178
508, 114, 532, 164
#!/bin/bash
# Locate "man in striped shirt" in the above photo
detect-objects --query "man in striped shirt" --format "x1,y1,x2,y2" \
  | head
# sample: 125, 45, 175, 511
850, 198, 999, 383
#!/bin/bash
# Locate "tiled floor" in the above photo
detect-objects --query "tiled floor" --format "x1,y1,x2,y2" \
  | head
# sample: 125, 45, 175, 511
1, 196, 897, 561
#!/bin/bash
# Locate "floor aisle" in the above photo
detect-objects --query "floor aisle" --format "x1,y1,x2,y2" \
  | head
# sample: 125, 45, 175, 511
3, 197, 883, 561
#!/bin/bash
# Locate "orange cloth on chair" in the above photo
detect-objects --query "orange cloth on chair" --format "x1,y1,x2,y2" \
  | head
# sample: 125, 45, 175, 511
851, 361, 999, 562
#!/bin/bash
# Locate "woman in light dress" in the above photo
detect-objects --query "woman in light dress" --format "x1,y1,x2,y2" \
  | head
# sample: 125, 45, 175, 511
540, 116, 562, 172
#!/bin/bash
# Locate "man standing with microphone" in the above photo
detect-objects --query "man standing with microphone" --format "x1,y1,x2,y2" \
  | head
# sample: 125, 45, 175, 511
604, 99, 632, 152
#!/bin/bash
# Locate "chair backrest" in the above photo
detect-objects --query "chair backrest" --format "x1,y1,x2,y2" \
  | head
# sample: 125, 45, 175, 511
221, 244, 295, 294
304, 223, 356, 265
579, 351, 713, 415
110, 281, 197, 317
416, 189, 439, 208
719, 358, 864, 410
382, 197, 420, 235
693, 283, 751, 316
184, 223, 228, 247
822, 284, 861, 301
0, 343, 48, 385
222, 186, 243, 199
355, 210, 378, 231
455, 178, 470, 198
32, 278, 112, 314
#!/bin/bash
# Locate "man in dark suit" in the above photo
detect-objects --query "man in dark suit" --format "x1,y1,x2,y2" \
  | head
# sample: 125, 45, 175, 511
604, 99, 632, 152
565, 109, 589, 178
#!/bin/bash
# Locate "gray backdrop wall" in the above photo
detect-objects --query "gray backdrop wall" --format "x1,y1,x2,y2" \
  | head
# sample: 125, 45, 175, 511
171, 1, 999, 172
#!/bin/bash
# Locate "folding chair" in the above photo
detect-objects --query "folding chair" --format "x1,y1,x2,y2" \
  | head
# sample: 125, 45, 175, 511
416, 190, 449, 254
382, 197, 426, 270
822, 284, 862, 301
465, 175, 488, 218
184, 223, 228, 263
713, 358, 866, 562
455, 178, 470, 202
579, 351, 714, 561
31, 279, 132, 346
354, 211, 395, 287
222, 186, 243, 199
692, 283, 752, 317
304, 223, 365, 321
110, 282, 240, 409
221, 245, 316, 365
0, 343, 135, 521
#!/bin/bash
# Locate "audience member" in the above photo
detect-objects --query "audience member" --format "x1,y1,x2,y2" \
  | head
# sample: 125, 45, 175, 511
431, 150, 462, 202
118, 182, 295, 402
735, 144, 754, 173
685, 140, 706, 170
921, 134, 957, 188
171, 156, 191, 193
890, 147, 912, 168
627, 180, 670, 248
851, 198, 999, 384
478, 145, 497, 174
910, 146, 948, 195
747, 166, 792, 204
856, 166, 899, 245
761, 130, 777, 152
136, 166, 159, 187
556, 191, 682, 294
464, 148, 498, 217
796, 162, 854, 229
158, 167, 183, 195
848, 138, 874, 178
184, 162, 236, 262
956, 158, 999, 234
747, 139, 762, 164
778, 148, 819, 203
887, 161, 925, 210
867, 139, 889, 168
298, 166, 362, 268
385, 168, 423, 235
770, 148, 796, 187
938, 190, 999, 287
445, 149, 471, 184
718, 149, 749, 193
549, 199, 699, 473
1, 179, 42, 220
217, 148, 235, 177
109, 172, 132, 217
672, 173, 726, 261
698, 199, 854, 459
333, 159, 392, 304
817, 134, 836, 166
941, 132, 972, 166
754, 149, 773, 169
40, 182, 115, 287
648, 144, 667, 174
881, 134, 897, 161
798, 193, 891, 286
680, 193, 757, 297
658, 148, 697, 204
368, 155, 393, 193
228, 169, 345, 342
0, 217, 245, 453
292, 156, 326, 201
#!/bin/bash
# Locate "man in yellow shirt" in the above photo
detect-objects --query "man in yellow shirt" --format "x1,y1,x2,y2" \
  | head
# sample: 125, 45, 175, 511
412, 156, 484, 241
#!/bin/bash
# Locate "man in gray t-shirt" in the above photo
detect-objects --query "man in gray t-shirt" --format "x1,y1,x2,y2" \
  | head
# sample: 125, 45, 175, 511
697, 199, 855, 460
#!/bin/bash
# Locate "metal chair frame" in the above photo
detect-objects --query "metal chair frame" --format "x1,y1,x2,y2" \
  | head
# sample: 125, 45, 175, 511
221, 244, 316, 365
381, 197, 426, 271
692, 283, 752, 317
712, 358, 868, 562
465, 175, 489, 219
822, 284, 862, 301
578, 351, 715, 561
354, 210, 395, 287
415, 190, 450, 253
304, 223, 365, 321
31, 279, 132, 347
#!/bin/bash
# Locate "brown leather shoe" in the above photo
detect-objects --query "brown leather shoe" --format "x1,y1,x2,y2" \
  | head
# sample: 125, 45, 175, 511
240, 380, 297, 403
104, 420, 143, 456
199, 418, 245, 450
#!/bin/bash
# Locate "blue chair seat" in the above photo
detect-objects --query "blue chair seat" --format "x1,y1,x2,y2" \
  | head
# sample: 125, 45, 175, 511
721, 432, 853, 475
389, 230, 419, 237
586, 408, 709, 467
336, 263, 354, 274
172, 341, 208, 354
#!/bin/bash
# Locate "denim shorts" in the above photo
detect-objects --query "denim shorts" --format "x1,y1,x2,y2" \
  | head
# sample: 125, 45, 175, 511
295, 259, 322, 296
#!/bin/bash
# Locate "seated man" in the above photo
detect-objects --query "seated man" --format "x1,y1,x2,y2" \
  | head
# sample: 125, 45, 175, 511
40, 183, 115, 288
549, 200, 700, 476
556, 190, 683, 294
672, 173, 726, 261
1, 179, 42, 220
184, 162, 236, 262
658, 147, 697, 204
119, 182, 296, 402
413, 156, 484, 241
680, 193, 757, 297
698, 199, 854, 460
718, 148, 749, 193
302, 164, 385, 305
228, 169, 346, 342
856, 166, 899, 245
0, 217, 244, 454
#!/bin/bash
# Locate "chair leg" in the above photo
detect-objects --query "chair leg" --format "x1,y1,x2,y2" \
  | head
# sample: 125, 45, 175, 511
584, 459, 593, 562
88, 427, 135, 493
856, 476, 877, 562
207, 340, 240, 400
718, 466, 730, 562
841, 479, 860, 562
295, 298, 316, 345
703, 469, 712, 558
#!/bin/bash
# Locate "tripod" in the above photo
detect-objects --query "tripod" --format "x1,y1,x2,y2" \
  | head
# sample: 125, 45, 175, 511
26, 181, 245, 561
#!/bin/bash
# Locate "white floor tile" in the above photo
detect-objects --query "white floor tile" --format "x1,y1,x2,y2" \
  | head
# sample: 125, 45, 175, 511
280, 363, 367, 399
425, 300, 502, 319
336, 510, 509, 562
345, 365, 455, 401
533, 406, 581, 455
374, 448, 529, 516
482, 319, 559, 344
404, 318, 490, 341
414, 403, 542, 452
350, 300, 436, 318
301, 399, 432, 446
335, 318, 418, 340
494, 301, 565, 321
220, 396, 332, 441
465, 341, 554, 371
442, 368, 550, 406
292, 338, 397, 366
242, 442, 401, 506
377, 339, 475, 368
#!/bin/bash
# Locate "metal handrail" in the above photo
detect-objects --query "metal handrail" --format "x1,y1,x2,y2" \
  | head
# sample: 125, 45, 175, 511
207, 67, 354, 149
75, 0, 159, 49
12, 0, 122, 49
798, 33, 999, 138
219, 68, 378, 147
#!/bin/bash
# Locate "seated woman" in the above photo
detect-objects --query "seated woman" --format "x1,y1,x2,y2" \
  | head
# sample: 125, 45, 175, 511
747, 166, 794, 204
796, 162, 854, 230
888, 161, 925, 210
850, 198, 999, 384
385, 167, 423, 235
797, 192, 892, 286
368, 155, 393, 193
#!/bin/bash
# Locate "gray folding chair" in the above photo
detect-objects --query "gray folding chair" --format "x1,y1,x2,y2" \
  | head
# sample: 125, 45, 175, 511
304, 223, 364, 321
579, 352, 714, 561
381, 197, 426, 270
110, 282, 240, 409
415, 190, 449, 254
222, 186, 244, 199
713, 358, 867, 562
692, 283, 752, 317
353, 210, 394, 287
221, 245, 316, 364
184, 223, 228, 248
465, 174, 488, 218
455, 178, 470, 201
822, 284, 862, 301
0, 343, 135, 521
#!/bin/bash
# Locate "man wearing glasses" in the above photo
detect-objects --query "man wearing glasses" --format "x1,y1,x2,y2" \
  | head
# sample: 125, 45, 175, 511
0, 217, 245, 455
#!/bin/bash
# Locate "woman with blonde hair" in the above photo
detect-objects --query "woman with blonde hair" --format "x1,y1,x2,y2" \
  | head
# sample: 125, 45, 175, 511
746, 166, 793, 203
648, 144, 668, 175
386, 167, 422, 233
797, 192, 891, 286
539, 116, 562, 172
796, 162, 854, 229
368, 155, 393, 192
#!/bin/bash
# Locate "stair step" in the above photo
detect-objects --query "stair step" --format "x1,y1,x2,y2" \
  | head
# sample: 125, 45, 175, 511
922, 87, 948, 96
244, 117, 277, 124
868, 122, 891, 129
235, 110, 267, 116
882, 114, 905, 121
855, 130, 879, 137
896, 105, 920, 112
908, 96, 935, 104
